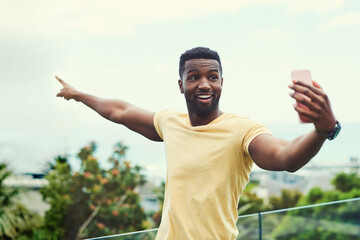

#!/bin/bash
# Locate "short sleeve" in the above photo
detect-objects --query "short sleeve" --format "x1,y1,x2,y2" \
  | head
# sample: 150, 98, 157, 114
153, 109, 172, 140
243, 123, 272, 160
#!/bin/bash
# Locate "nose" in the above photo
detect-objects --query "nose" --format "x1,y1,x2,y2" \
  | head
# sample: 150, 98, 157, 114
198, 77, 210, 90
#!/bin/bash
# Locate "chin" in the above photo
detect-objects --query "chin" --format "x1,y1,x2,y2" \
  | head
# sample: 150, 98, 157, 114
193, 104, 217, 116
186, 97, 220, 116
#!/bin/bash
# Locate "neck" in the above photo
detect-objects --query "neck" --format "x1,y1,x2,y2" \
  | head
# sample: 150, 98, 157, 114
188, 109, 223, 127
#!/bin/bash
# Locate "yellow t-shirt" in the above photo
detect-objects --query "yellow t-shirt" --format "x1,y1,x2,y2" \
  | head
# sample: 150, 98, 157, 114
153, 109, 270, 240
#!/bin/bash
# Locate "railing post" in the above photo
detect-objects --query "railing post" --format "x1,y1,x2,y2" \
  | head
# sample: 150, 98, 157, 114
258, 212, 262, 240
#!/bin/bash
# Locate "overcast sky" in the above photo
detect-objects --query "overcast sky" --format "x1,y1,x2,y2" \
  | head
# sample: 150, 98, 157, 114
1, 0, 359, 179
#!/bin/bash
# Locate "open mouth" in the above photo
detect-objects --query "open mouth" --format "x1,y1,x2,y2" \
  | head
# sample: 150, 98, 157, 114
196, 94, 213, 103
197, 94, 212, 99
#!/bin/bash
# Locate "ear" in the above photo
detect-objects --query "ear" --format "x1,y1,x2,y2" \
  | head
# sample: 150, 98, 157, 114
178, 79, 184, 94
221, 77, 224, 86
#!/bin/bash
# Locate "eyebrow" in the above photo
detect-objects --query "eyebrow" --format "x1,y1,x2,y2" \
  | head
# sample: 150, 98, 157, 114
187, 69, 219, 75
187, 69, 200, 75
208, 69, 219, 74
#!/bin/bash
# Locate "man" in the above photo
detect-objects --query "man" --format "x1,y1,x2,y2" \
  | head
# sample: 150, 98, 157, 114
56, 47, 340, 239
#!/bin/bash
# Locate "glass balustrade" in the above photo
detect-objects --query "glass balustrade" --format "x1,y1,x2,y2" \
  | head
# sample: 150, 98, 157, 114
85, 197, 360, 240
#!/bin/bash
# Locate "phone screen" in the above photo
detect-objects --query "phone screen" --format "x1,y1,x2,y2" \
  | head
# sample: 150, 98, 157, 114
291, 70, 313, 123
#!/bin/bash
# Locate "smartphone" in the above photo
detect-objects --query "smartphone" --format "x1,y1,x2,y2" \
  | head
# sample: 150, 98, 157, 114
291, 70, 313, 123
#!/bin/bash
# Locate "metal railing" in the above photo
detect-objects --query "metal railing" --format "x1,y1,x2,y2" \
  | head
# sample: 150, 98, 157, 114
85, 197, 360, 240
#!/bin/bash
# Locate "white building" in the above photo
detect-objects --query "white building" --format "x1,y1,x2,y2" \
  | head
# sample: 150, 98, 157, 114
4, 173, 50, 216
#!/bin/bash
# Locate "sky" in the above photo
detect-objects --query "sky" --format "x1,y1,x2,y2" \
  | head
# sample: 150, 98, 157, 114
0, 0, 359, 180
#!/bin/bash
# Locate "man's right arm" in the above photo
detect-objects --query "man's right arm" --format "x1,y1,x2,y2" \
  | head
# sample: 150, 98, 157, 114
55, 76, 162, 142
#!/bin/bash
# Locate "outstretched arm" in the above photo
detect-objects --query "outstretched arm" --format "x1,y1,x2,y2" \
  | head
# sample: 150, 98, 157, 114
249, 79, 337, 172
55, 76, 162, 142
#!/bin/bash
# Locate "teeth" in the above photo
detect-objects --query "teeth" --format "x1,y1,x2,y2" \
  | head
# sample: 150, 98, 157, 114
198, 95, 211, 99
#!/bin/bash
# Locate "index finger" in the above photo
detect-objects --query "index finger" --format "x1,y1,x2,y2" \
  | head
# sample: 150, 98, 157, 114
55, 75, 66, 86
312, 80, 323, 90
292, 79, 324, 95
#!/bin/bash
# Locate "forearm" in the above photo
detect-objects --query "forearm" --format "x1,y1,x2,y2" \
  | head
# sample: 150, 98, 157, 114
278, 130, 327, 172
252, 79, 337, 172
56, 76, 161, 141
75, 91, 132, 124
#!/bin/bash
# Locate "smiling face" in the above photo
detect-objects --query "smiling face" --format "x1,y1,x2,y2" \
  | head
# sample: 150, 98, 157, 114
178, 58, 223, 120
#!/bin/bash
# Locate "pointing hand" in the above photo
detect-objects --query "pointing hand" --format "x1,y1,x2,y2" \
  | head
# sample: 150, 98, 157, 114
55, 76, 79, 101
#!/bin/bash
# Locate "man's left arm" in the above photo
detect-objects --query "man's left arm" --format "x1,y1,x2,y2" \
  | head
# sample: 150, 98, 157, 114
249, 79, 338, 172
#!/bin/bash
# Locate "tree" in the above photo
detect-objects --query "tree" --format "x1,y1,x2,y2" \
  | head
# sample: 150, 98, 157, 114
270, 172, 360, 240
40, 142, 148, 240
0, 163, 41, 239
235, 180, 269, 239
332, 172, 360, 192
237, 180, 267, 215
39, 155, 72, 239
152, 181, 165, 227
268, 189, 302, 210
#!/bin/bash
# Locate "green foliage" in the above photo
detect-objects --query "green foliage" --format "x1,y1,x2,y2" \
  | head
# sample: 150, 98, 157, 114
40, 142, 147, 240
16, 228, 59, 240
0, 163, 41, 239
237, 181, 267, 215
152, 181, 165, 227
0, 163, 19, 207
236, 183, 303, 240
270, 172, 360, 240
40, 156, 72, 238
268, 189, 302, 210
332, 172, 360, 192
237, 181, 303, 217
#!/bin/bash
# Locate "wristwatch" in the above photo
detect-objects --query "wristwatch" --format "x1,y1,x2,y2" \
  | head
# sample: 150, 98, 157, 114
316, 121, 341, 140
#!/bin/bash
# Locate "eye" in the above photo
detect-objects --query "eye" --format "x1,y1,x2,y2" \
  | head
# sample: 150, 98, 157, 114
188, 75, 198, 81
209, 75, 219, 81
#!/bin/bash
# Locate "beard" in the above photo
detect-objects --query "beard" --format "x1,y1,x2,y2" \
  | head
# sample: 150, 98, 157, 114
185, 95, 220, 116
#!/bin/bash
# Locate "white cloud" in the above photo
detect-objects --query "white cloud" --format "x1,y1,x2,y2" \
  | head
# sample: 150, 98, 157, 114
256, 28, 294, 42
324, 12, 360, 29
1, 0, 344, 38
285, 0, 345, 14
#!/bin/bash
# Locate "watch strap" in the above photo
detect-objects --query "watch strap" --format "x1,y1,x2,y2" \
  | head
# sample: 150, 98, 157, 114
316, 121, 341, 140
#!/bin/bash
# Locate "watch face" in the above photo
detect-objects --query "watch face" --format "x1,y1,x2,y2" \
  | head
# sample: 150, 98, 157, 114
328, 121, 341, 140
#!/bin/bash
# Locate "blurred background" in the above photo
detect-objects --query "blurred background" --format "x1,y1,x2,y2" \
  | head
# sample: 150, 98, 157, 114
1, 0, 359, 239
1, 0, 359, 178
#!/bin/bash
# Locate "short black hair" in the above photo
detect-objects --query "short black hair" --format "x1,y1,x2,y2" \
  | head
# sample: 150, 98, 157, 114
179, 47, 222, 78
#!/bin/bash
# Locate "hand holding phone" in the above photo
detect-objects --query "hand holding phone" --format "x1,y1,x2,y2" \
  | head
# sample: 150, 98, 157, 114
291, 70, 313, 123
